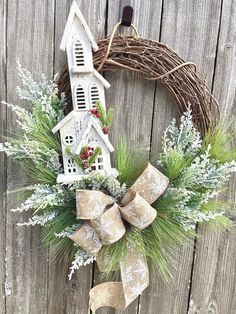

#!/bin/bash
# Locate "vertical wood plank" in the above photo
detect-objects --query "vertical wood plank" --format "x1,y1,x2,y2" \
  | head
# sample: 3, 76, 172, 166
47, 1, 107, 313
141, 1, 223, 313
5, 1, 55, 313
188, 0, 236, 313
0, 0, 7, 313
106, 0, 163, 151
94, 1, 163, 314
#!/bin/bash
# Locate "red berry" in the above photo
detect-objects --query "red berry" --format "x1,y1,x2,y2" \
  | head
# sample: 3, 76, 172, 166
91, 109, 98, 115
96, 113, 101, 118
87, 146, 92, 150
89, 151, 93, 156
83, 149, 87, 154
91, 147, 94, 151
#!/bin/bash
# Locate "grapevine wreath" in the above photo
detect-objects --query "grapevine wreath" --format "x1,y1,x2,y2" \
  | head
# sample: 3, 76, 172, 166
1, 2, 236, 312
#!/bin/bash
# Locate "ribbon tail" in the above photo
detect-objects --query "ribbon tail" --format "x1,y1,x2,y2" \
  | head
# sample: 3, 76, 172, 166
89, 282, 125, 312
89, 247, 149, 312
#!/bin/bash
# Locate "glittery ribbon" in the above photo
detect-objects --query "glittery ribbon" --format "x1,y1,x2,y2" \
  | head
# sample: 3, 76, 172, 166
70, 163, 169, 311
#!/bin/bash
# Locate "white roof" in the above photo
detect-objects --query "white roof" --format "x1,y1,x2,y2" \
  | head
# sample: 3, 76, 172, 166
51, 110, 75, 134
60, 1, 98, 51
94, 70, 111, 89
74, 116, 114, 153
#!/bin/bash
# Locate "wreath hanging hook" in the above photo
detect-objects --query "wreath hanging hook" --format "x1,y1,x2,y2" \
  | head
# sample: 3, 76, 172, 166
97, 21, 140, 72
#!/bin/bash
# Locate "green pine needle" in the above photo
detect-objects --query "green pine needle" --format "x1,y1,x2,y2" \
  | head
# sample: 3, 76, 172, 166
160, 148, 193, 181
115, 138, 148, 187
202, 121, 236, 163
96, 101, 113, 128
41, 203, 78, 262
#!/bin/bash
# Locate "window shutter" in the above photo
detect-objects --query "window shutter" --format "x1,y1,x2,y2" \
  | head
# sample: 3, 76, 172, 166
74, 84, 87, 110
73, 39, 85, 67
90, 83, 100, 108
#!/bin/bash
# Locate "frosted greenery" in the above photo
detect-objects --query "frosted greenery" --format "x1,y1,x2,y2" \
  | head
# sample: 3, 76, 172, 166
16, 62, 66, 121
157, 107, 236, 230
71, 169, 127, 201
18, 211, 57, 227
11, 184, 72, 213
1, 67, 235, 281
68, 250, 96, 280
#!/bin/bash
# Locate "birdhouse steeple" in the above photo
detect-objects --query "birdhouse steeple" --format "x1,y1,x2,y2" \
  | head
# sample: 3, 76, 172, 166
60, 1, 98, 74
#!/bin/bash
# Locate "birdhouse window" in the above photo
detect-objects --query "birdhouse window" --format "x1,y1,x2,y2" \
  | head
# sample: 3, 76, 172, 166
91, 151, 104, 171
89, 83, 100, 108
67, 158, 77, 174
73, 39, 85, 67
74, 84, 87, 110
63, 135, 75, 146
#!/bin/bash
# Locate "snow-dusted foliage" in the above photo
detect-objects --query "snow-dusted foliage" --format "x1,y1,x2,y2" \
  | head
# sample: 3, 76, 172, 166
55, 224, 82, 238
175, 145, 236, 190
68, 250, 96, 280
160, 106, 202, 163
71, 170, 127, 201
158, 106, 236, 230
17, 211, 57, 227
16, 62, 66, 121
11, 184, 71, 213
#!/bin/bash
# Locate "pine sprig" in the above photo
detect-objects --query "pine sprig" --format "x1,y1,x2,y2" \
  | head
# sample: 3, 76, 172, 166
90, 101, 113, 134
115, 138, 148, 187
66, 145, 102, 170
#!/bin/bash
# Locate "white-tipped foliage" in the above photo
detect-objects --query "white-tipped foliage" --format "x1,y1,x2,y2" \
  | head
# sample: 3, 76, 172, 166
12, 184, 70, 213
18, 211, 57, 227
160, 106, 202, 162
68, 250, 96, 280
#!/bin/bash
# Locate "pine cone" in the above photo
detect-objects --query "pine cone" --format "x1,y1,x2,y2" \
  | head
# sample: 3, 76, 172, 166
82, 160, 90, 169
102, 127, 110, 134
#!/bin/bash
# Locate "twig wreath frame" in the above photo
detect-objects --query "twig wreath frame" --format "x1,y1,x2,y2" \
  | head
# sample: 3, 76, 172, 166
58, 22, 220, 135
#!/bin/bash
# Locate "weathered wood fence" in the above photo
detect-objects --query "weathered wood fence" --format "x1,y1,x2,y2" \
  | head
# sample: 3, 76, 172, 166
0, 0, 236, 313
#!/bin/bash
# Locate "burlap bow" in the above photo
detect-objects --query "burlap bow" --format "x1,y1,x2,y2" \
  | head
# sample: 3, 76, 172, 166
70, 163, 169, 312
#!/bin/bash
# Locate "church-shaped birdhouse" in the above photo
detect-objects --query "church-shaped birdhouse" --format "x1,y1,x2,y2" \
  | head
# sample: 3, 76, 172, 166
52, 1, 114, 184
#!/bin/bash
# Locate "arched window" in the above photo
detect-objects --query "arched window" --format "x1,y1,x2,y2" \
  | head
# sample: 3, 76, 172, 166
67, 158, 77, 174
89, 83, 100, 108
74, 84, 87, 110
73, 39, 85, 67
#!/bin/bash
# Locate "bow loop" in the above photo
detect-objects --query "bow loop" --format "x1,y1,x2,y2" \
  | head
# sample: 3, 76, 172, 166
76, 189, 113, 219
120, 189, 157, 229
70, 163, 169, 312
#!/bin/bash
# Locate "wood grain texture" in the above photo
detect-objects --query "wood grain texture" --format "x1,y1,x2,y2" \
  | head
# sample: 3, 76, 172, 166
143, 1, 223, 313
5, 1, 55, 313
48, 1, 107, 313
0, 1, 7, 313
188, 1, 236, 313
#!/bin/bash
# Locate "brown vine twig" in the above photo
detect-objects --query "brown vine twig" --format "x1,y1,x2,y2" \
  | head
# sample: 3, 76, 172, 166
57, 34, 220, 135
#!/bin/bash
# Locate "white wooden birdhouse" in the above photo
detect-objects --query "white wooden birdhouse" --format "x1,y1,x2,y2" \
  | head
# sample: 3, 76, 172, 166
52, 1, 114, 184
